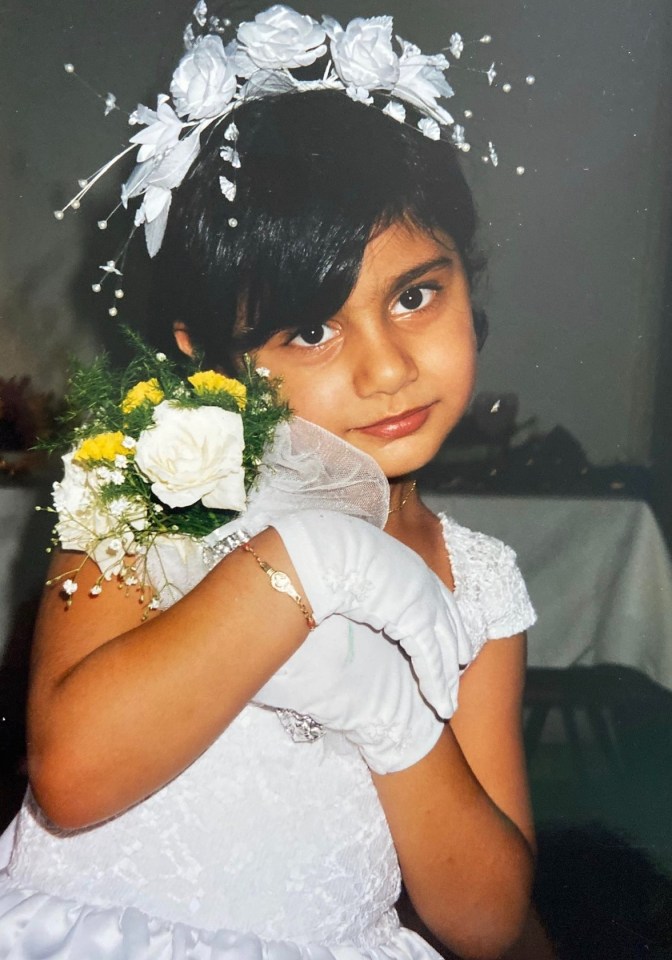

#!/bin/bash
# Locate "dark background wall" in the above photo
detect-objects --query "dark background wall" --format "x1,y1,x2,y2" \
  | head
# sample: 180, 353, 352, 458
1, 0, 671, 477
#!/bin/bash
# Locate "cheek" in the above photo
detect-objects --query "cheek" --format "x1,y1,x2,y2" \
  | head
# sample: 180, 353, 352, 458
460, 344, 478, 394
272, 367, 349, 432
426, 324, 477, 399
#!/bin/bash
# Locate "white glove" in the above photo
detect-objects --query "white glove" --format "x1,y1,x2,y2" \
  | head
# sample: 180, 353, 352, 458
269, 510, 472, 720
255, 613, 444, 773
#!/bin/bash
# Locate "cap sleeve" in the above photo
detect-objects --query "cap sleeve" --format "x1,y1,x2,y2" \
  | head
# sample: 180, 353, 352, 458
439, 514, 537, 661
481, 539, 537, 641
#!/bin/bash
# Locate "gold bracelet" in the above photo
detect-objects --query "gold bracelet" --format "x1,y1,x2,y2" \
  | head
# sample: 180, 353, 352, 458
243, 545, 316, 631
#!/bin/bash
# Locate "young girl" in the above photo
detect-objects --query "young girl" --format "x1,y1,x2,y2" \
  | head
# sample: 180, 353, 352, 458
0, 8, 553, 958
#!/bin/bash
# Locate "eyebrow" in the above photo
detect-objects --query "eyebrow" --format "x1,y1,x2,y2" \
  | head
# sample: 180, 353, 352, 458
389, 256, 455, 296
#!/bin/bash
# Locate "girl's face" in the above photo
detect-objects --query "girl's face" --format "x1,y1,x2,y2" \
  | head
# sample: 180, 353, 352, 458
254, 221, 477, 479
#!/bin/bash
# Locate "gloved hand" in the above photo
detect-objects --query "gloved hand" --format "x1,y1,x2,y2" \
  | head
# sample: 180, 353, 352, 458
254, 612, 445, 774
202, 419, 470, 720
266, 510, 472, 721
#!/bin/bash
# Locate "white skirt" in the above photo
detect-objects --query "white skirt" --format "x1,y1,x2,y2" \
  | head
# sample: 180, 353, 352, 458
0, 873, 441, 960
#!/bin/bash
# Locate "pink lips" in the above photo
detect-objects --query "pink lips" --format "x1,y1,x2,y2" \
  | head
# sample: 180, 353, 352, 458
356, 405, 432, 440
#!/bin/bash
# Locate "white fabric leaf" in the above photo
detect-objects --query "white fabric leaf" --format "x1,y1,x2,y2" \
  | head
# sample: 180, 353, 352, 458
122, 159, 154, 205
193, 0, 207, 28
183, 22, 196, 51
394, 38, 454, 126
418, 117, 441, 140
131, 101, 161, 127
233, 46, 259, 79
129, 98, 184, 163
219, 176, 237, 201
239, 69, 296, 100
382, 101, 406, 123
321, 15, 343, 41
449, 33, 464, 60
123, 127, 202, 225
345, 85, 373, 105
149, 129, 203, 191
145, 209, 171, 257
143, 185, 172, 223
220, 146, 241, 168
451, 123, 466, 145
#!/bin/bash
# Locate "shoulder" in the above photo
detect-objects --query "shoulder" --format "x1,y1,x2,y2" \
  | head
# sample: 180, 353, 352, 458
437, 513, 537, 658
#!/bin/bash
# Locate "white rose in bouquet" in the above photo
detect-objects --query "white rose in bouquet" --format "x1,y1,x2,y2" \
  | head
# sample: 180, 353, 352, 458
237, 5, 327, 72
135, 401, 246, 510
170, 35, 237, 120
325, 16, 400, 93
53, 453, 144, 579
53, 452, 115, 553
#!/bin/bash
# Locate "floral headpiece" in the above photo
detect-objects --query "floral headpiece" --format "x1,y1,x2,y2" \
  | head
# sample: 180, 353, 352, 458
55, 3, 534, 313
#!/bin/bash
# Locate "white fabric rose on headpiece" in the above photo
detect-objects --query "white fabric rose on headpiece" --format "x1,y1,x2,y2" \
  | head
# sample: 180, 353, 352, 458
393, 40, 454, 126
134, 401, 246, 511
236, 5, 326, 74
325, 16, 400, 97
170, 35, 237, 120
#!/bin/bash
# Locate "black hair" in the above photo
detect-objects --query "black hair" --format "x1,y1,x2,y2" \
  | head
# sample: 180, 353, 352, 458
152, 89, 487, 371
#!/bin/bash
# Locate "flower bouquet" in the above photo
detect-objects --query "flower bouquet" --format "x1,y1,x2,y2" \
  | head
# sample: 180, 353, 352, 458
44, 332, 289, 609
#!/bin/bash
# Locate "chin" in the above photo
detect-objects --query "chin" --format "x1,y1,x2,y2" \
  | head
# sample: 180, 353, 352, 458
358, 435, 445, 480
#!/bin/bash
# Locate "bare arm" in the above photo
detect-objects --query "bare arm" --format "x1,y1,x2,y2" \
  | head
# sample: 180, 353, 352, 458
450, 634, 555, 959
372, 724, 533, 960
371, 634, 555, 960
449, 634, 533, 847
416, 632, 555, 959
28, 527, 309, 829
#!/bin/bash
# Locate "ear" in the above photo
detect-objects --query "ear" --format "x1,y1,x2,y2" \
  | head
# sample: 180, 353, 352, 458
173, 322, 194, 358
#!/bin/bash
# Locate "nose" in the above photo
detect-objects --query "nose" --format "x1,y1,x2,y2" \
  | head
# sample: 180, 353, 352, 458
350, 322, 418, 398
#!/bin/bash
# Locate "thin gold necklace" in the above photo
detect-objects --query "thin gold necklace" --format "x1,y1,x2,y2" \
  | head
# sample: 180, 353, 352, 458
387, 479, 417, 516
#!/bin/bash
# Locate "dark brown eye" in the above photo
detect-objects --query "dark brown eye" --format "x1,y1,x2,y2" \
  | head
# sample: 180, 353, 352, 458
296, 325, 325, 344
399, 287, 425, 310
289, 324, 337, 348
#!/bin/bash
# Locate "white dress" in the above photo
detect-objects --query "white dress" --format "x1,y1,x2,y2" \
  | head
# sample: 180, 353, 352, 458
0, 514, 535, 959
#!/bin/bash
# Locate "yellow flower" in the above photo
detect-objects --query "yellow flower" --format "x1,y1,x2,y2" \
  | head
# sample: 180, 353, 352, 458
188, 371, 247, 410
73, 431, 127, 463
121, 378, 165, 414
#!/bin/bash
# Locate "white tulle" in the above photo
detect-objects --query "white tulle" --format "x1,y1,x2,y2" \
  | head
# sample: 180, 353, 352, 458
146, 418, 390, 609
245, 419, 391, 529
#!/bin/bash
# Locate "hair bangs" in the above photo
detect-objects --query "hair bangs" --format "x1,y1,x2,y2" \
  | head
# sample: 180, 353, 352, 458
152, 89, 484, 370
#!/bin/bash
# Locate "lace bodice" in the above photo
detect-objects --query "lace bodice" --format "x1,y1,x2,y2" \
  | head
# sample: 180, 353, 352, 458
0, 513, 535, 959
9, 709, 399, 945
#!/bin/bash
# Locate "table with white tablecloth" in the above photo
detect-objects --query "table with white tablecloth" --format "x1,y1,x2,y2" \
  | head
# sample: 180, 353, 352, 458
2, 485, 672, 694
423, 494, 672, 693
0, 485, 55, 659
